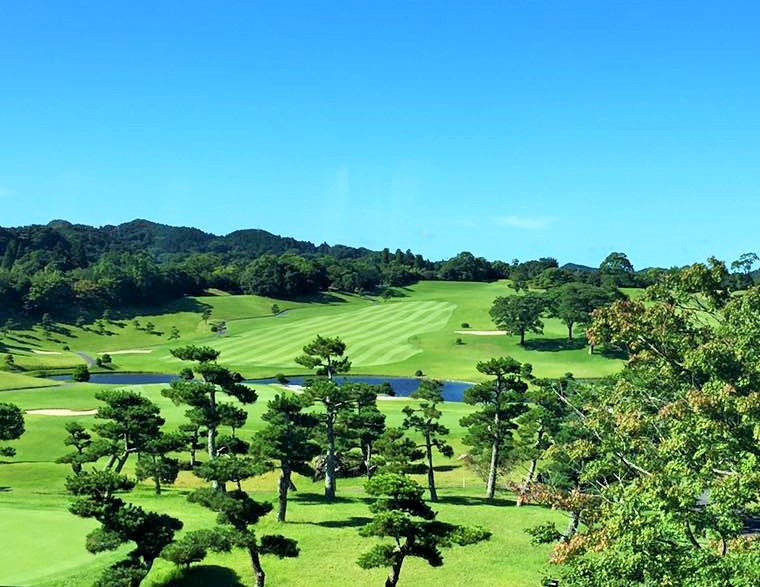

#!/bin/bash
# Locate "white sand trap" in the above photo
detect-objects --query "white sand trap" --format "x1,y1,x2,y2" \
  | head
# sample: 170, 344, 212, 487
99, 349, 153, 355
377, 394, 411, 401
32, 350, 62, 355
455, 330, 506, 336
27, 409, 98, 417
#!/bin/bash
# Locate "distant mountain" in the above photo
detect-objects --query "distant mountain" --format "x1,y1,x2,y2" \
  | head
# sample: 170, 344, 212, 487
560, 262, 598, 272
0, 219, 374, 265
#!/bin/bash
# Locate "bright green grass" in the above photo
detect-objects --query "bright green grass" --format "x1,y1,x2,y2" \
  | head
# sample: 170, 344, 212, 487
0, 383, 565, 587
0, 370, 62, 390
2, 281, 625, 381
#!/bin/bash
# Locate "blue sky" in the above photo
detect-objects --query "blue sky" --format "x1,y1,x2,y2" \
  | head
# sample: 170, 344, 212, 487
1, 1, 759, 268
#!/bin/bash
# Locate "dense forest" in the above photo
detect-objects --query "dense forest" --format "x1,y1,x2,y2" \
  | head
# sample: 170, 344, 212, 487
0, 219, 736, 321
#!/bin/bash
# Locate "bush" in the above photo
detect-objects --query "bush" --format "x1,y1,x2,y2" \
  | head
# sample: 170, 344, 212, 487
275, 373, 290, 385
62, 344, 70, 351
460, 322, 470, 328
101, 353, 112, 365
455, 337, 464, 345
73, 364, 90, 382
414, 369, 424, 377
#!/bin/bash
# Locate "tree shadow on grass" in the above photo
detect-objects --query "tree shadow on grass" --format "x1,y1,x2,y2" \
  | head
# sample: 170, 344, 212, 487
158, 565, 245, 587
523, 338, 587, 353
438, 495, 517, 508
303, 516, 372, 529
292, 492, 371, 506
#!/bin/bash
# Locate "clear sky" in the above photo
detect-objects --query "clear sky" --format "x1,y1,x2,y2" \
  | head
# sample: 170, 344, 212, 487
1, 1, 759, 268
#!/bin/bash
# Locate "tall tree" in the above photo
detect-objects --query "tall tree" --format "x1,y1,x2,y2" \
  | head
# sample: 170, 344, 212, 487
401, 380, 453, 502
489, 293, 546, 345
93, 390, 164, 473
189, 462, 299, 587
374, 427, 425, 475
337, 382, 386, 479
460, 358, 530, 499
303, 378, 355, 500
250, 394, 321, 522
546, 282, 620, 342
56, 421, 109, 475
135, 432, 184, 495
162, 345, 256, 489
357, 473, 491, 587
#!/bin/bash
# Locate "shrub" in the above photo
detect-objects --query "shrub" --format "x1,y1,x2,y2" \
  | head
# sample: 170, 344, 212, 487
455, 337, 464, 345
461, 322, 470, 328
275, 373, 290, 385
73, 364, 90, 382
62, 344, 70, 351
414, 369, 424, 377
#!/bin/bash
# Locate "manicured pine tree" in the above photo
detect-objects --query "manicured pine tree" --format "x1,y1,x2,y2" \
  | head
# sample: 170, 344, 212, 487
189, 460, 299, 587
460, 357, 531, 499
162, 345, 256, 489
401, 379, 453, 502
135, 432, 184, 495
373, 427, 425, 475
93, 389, 164, 472
295, 334, 351, 381
250, 393, 321, 522
66, 469, 183, 587
357, 473, 491, 587
56, 421, 109, 475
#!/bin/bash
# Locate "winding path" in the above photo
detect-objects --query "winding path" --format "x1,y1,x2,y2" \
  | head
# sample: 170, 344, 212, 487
75, 351, 96, 366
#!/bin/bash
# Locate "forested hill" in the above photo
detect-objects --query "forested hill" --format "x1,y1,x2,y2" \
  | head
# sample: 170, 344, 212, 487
0, 219, 372, 267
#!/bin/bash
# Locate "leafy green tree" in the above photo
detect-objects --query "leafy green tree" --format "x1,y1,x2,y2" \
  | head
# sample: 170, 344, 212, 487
178, 422, 204, 468
144, 321, 155, 334
162, 345, 256, 490
73, 364, 90, 382
189, 462, 299, 587
271, 303, 281, 315
66, 469, 183, 587
553, 258, 760, 586
0, 402, 24, 458
401, 380, 453, 501
295, 335, 351, 380
598, 251, 634, 287
460, 358, 530, 499
94, 390, 164, 473
201, 307, 212, 324
250, 394, 321, 521
357, 473, 491, 587
3, 353, 15, 371
489, 293, 546, 345
546, 283, 620, 341
374, 427, 425, 475
336, 382, 387, 479
168, 326, 180, 340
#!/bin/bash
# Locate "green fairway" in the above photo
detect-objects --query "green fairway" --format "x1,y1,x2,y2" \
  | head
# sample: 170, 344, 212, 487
1, 281, 624, 382
0, 371, 62, 390
0, 382, 565, 587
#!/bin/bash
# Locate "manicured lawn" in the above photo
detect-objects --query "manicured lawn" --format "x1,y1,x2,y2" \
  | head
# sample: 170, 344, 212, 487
0, 382, 565, 587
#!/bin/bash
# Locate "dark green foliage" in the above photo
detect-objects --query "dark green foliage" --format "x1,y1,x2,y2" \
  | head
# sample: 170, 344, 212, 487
357, 473, 490, 587
402, 380, 452, 501
545, 282, 621, 341
94, 389, 164, 473
295, 335, 351, 379
66, 469, 183, 587
374, 428, 425, 475
0, 402, 24, 458
72, 364, 90, 382
460, 357, 530, 499
250, 394, 321, 521
489, 293, 546, 345
135, 432, 183, 494
56, 421, 109, 474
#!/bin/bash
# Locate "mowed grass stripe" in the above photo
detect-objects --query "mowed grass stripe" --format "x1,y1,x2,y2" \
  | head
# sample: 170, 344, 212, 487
348, 305, 456, 364
209, 301, 455, 368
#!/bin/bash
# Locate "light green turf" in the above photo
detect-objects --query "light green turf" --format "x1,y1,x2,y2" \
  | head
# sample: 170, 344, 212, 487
0, 371, 62, 390
0, 383, 565, 587
2, 281, 625, 381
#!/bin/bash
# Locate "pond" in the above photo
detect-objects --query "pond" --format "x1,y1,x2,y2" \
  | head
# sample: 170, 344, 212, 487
48, 373, 473, 402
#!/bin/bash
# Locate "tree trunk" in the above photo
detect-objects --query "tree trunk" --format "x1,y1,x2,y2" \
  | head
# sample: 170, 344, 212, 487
105, 454, 117, 469
425, 433, 438, 502
519, 329, 525, 346
588, 343, 594, 355
325, 413, 337, 500
278, 468, 290, 522
248, 544, 266, 587
568, 321, 574, 342
517, 425, 543, 507
154, 474, 162, 495
365, 444, 373, 480
563, 510, 580, 541
385, 555, 404, 587
208, 388, 221, 491
115, 452, 129, 473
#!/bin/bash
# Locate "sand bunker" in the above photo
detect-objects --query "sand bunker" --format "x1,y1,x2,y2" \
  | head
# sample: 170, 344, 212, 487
32, 350, 62, 355
98, 349, 153, 355
455, 330, 506, 336
26, 409, 98, 417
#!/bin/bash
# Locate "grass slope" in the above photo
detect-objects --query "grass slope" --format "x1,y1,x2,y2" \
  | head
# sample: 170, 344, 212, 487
0, 383, 564, 587
1, 281, 625, 381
